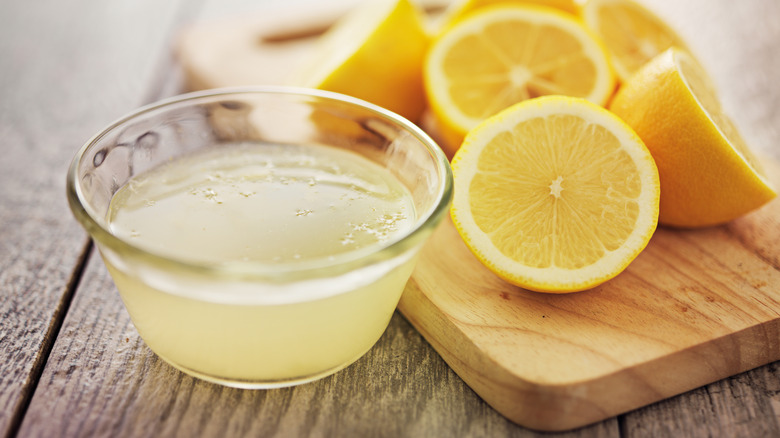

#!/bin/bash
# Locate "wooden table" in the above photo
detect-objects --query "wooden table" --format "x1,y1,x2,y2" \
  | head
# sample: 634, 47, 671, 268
1, 0, 779, 436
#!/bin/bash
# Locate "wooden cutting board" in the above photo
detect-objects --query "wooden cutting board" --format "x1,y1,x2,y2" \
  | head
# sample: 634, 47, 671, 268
176, 8, 780, 432
399, 171, 780, 431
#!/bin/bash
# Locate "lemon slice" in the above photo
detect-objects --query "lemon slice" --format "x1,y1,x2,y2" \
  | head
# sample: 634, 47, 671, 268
293, 0, 429, 122
581, 0, 690, 83
609, 48, 777, 227
451, 95, 659, 293
424, 5, 615, 155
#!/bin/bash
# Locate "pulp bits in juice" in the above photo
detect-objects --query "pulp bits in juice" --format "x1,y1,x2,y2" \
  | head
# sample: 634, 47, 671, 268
104, 142, 418, 386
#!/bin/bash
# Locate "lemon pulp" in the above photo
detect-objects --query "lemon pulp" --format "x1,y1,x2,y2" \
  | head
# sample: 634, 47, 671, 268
469, 114, 642, 270
451, 96, 659, 292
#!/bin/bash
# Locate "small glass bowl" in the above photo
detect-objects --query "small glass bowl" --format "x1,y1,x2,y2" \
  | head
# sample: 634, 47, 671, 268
67, 87, 452, 388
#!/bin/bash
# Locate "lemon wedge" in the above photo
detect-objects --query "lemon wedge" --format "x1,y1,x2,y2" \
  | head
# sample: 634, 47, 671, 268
293, 0, 429, 122
609, 48, 776, 227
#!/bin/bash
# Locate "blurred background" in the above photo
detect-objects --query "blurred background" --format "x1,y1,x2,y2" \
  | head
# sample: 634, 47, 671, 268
2, 0, 778, 161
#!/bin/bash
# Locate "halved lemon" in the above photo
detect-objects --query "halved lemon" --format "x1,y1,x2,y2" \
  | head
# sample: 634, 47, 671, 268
424, 5, 615, 156
581, 0, 691, 83
609, 48, 777, 227
451, 95, 659, 293
292, 0, 429, 122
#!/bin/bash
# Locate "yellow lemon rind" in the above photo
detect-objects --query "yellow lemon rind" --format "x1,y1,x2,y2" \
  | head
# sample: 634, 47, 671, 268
609, 48, 777, 227
295, 0, 429, 122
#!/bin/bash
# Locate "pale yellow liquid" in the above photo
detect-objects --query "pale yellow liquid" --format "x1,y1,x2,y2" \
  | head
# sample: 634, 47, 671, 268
103, 142, 418, 387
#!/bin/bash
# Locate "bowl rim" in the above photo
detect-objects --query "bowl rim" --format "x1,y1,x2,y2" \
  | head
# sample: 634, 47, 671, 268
66, 86, 453, 281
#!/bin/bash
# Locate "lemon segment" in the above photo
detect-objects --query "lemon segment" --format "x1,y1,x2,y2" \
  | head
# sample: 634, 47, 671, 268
609, 48, 777, 227
581, 0, 690, 83
293, 0, 429, 122
451, 96, 659, 293
424, 5, 615, 156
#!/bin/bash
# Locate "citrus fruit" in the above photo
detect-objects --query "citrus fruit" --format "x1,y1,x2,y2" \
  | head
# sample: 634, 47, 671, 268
292, 0, 429, 122
609, 48, 777, 227
441, 0, 581, 27
581, 0, 691, 83
424, 5, 615, 156
450, 95, 660, 293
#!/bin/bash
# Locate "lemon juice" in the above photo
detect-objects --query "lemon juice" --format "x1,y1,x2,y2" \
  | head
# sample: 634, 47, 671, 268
103, 142, 418, 387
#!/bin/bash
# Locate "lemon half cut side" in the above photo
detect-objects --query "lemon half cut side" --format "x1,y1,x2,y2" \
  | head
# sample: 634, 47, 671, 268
451, 96, 660, 293
424, 5, 616, 155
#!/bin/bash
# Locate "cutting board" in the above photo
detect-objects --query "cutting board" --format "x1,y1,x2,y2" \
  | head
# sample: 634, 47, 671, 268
399, 179, 780, 431
176, 6, 780, 431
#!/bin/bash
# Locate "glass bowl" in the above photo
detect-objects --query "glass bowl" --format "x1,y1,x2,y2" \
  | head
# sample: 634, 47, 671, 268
67, 87, 452, 388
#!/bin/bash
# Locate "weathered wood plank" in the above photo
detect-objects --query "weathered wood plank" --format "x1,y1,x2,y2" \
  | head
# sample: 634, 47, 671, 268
8, 0, 780, 437
0, 0, 192, 436
621, 363, 780, 437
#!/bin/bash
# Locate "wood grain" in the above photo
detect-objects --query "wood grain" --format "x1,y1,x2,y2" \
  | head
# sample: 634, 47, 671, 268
0, 0, 190, 435
20, 252, 621, 438
399, 173, 780, 430
621, 362, 780, 437
3, 0, 780, 437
